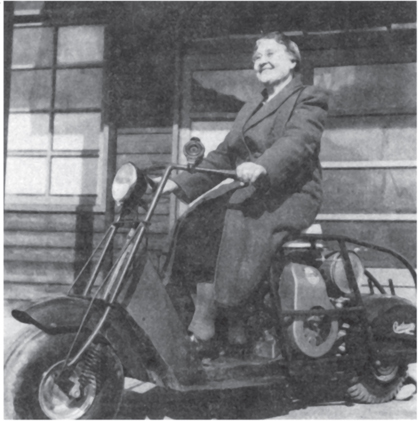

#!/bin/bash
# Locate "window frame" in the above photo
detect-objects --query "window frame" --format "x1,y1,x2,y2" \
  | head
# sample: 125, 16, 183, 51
5, 19, 110, 213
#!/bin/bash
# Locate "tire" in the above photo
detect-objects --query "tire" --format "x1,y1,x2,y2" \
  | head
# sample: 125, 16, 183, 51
4, 325, 124, 419
347, 362, 407, 404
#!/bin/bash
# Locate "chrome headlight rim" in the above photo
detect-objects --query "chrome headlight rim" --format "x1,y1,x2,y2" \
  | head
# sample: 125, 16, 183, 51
111, 163, 139, 204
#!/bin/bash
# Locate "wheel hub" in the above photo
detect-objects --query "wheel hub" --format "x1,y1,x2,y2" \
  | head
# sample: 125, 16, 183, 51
39, 360, 96, 419
371, 364, 399, 383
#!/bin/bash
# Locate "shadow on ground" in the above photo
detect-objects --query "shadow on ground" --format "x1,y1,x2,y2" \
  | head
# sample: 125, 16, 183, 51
117, 380, 354, 419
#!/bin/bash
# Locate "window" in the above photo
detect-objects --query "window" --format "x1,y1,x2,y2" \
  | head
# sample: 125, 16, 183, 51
5, 23, 108, 211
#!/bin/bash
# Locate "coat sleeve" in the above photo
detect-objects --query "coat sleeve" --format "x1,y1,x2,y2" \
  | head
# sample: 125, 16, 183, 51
255, 86, 328, 191
171, 102, 256, 203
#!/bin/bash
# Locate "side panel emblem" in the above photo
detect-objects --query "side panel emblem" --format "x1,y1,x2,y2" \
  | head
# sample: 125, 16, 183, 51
393, 321, 416, 336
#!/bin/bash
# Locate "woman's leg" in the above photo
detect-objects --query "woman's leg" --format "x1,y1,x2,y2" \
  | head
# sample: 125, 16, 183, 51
170, 194, 231, 341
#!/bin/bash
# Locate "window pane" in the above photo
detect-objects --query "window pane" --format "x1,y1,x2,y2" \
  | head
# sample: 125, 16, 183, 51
14, 1, 44, 15
192, 70, 256, 113
6, 157, 47, 194
53, 113, 101, 150
50, 158, 98, 195
12, 27, 53, 67
191, 121, 232, 156
314, 63, 417, 116
322, 169, 416, 213
321, 115, 417, 162
10, 70, 52, 110
55, 69, 102, 109
8, 113, 50, 150
57, 26, 104, 65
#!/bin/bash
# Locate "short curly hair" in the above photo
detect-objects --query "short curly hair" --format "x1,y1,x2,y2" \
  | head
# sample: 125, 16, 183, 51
254, 32, 301, 73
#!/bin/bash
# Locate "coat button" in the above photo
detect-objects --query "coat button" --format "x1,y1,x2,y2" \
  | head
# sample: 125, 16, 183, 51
253, 152, 261, 158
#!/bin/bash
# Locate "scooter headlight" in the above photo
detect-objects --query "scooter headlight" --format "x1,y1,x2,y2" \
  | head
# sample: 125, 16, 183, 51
112, 163, 139, 203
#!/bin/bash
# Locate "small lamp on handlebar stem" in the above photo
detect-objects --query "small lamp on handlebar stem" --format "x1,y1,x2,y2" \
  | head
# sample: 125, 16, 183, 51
183, 137, 206, 169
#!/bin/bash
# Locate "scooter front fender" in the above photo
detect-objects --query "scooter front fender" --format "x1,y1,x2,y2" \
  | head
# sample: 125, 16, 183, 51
11, 296, 152, 381
12, 296, 101, 334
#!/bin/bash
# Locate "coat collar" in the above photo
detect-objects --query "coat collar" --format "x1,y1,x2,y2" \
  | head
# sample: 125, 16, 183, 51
243, 75, 304, 132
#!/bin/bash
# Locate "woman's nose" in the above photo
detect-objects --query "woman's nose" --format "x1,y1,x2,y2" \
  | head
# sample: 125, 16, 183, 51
254, 57, 267, 69
258, 54, 268, 64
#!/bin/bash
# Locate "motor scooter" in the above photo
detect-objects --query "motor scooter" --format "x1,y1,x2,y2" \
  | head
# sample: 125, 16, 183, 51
4, 138, 417, 419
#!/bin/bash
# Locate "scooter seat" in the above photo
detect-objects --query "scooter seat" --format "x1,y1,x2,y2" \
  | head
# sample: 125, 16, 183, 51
283, 223, 323, 249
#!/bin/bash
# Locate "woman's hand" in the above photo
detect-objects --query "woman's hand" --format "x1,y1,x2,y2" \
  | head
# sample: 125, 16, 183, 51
236, 162, 267, 185
150, 177, 179, 195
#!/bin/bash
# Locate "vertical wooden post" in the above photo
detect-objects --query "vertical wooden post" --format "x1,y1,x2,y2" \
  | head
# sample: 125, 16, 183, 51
101, 11, 121, 273
4, 2, 14, 186
169, 10, 184, 229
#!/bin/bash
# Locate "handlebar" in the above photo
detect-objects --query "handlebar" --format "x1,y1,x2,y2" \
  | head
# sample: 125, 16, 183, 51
183, 166, 238, 180
149, 163, 238, 180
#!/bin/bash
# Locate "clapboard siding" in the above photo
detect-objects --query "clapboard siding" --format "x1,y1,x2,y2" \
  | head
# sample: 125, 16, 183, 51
321, 221, 416, 267
4, 282, 69, 302
5, 226, 168, 249
117, 134, 172, 154
3, 212, 106, 293
4, 128, 174, 303
5, 231, 91, 248
113, 129, 174, 275
5, 246, 85, 263
321, 115, 416, 162
114, 215, 170, 234
114, 233, 168, 251
5, 212, 106, 232
322, 168, 416, 214
116, 154, 171, 170
116, 127, 172, 224
361, 269, 416, 304
5, 261, 76, 284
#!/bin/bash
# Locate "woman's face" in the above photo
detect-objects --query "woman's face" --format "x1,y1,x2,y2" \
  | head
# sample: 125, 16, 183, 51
253, 39, 296, 86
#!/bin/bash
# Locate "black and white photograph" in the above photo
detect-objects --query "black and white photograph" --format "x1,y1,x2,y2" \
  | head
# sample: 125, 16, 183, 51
3, 1, 417, 419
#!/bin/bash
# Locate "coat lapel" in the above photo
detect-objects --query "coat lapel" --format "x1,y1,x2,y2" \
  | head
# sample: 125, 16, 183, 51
243, 76, 304, 132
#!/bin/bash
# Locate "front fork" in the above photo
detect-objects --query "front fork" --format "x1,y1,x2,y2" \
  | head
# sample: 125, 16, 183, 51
63, 161, 237, 369
63, 165, 177, 369
55, 343, 105, 399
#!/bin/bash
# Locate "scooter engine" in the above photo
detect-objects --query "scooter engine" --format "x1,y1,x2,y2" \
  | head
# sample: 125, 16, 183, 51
279, 263, 339, 358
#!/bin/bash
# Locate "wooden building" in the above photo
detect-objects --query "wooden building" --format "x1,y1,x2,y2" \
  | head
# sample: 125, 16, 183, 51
4, 2, 416, 310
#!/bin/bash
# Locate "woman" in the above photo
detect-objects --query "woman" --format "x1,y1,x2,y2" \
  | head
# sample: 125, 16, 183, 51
162, 32, 329, 345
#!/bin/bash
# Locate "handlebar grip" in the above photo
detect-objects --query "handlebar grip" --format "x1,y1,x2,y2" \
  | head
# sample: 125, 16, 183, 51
192, 167, 238, 179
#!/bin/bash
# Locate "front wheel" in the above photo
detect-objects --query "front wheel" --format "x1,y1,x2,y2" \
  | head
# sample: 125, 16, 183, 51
4, 326, 124, 419
347, 361, 407, 404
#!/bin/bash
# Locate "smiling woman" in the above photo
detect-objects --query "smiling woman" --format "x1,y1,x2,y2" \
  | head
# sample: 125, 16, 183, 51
252, 33, 301, 99
164, 32, 329, 344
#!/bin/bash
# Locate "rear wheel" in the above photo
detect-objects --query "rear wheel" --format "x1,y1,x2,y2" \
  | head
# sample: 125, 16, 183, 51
347, 362, 407, 404
4, 326, 124, 419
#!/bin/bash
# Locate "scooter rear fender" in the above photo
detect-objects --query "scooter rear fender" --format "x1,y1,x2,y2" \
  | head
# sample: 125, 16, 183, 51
362, 294, 416, 364
12, 296, 155, 381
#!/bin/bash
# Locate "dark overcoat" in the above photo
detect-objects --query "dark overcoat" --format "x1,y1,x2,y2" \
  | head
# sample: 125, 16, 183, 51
170, 75, 329, 307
